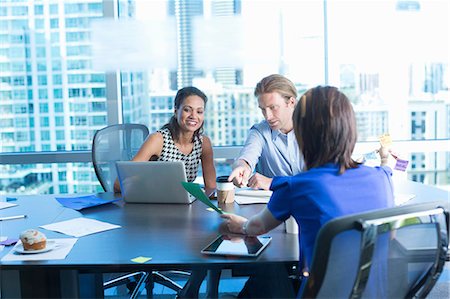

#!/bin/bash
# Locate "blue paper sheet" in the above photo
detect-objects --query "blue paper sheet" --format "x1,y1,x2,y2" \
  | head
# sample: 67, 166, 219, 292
55, 195, 121, 210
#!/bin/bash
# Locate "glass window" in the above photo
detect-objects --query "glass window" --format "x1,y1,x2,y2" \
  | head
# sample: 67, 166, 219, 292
11, 62, 24, 72
50, 4, 58, 15
12, 76, 25, 86
56, 130, 65, 140
40, 117, 49, 127
11, 20, 28, 29
35, 18, 44, 29
35, 33, 46, 44
55, 116, 64, 126
68, 74, 86, 83
53, 74, 62, 85
12, 6, 28, 16
65, 3, 85, 14
51, 46, 60, 57
38, 75, 47, 85
34, 5, 44, 15
54, 102, 63, 113
0, 7, 7, 17
10, 34, 24, 44
39, 103, 48, 113
36, 47, 46, 58
50, 18, 59, 29
51, 32, 59, 43
15, 118, 27, 128
53, 88, 63, 99
41, 130, 50, 141
38, 89, 48, 99
37, 62, 47, 71
16, 131, 28, 142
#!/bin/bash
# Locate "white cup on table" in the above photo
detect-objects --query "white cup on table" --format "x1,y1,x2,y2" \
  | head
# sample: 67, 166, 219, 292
284, 216, 298, 234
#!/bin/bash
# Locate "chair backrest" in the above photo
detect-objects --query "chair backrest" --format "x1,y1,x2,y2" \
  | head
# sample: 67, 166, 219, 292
300, 201, 449, 299
92, 124, 149, 192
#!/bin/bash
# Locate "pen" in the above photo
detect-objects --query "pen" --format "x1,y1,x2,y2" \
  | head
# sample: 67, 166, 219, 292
390, 152, 399, 160
0, 215, 27, 221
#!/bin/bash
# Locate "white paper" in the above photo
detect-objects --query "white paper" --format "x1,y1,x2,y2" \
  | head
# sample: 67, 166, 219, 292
235, 189, 272, 205
1, 238, 77, 261
235, 195, 270, 205
394, 193, 416, 206
236, 190, 273, 197
0, 202, 17, 210
40, 217, 121, 237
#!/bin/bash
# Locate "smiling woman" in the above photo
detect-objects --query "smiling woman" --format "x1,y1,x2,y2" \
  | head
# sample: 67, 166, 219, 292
113, 86, 216, 193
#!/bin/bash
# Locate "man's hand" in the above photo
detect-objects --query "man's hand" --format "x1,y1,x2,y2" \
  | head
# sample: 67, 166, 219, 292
247, 173, 272, 190
228, 160, 252, 188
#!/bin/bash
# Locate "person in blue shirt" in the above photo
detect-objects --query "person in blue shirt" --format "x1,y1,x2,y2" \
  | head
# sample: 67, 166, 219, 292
229, 74, 305, 190
179, 74, 305, 298
221, 85, 394, 298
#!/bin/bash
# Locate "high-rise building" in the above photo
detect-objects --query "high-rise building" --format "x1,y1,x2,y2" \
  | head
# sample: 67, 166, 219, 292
0, 0, 145, 194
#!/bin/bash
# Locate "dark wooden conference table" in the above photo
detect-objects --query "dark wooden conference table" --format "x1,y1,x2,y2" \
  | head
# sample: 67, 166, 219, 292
0, 193, 299, 298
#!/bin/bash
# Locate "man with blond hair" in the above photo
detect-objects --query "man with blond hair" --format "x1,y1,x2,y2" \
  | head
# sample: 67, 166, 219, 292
229, 74, 304, 190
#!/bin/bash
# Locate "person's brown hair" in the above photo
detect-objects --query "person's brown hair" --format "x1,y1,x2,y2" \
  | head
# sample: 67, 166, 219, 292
254, 74, 297, 102
293, 86, 360, 174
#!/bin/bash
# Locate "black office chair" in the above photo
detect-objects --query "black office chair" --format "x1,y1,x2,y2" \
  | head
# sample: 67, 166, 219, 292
300, 201, 449, 299
92, 124, 190, 298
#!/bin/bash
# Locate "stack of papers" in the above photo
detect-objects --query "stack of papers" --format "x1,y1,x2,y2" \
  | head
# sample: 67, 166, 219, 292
235, 189, 272, 205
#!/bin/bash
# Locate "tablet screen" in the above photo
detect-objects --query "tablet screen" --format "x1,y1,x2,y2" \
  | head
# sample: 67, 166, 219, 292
201, 235, 272, 257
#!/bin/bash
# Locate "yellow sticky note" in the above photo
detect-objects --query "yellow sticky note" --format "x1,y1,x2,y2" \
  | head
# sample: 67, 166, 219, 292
131, 256, 152, 264
379, 133, 392, 147
206, 207, 227, 214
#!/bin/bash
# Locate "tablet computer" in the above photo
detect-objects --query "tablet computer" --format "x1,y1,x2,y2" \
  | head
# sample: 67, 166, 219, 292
201, 235, 272, 257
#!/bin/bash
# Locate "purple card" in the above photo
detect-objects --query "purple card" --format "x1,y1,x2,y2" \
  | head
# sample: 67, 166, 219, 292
0, 238, 19, 246
394, 159, 409, 171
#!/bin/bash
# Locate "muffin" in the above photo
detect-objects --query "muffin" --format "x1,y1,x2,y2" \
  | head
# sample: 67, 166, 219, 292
19, 229, 47, 251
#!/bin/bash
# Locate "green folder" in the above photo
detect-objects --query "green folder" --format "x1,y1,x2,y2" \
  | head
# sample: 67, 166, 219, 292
181, 182, 223, 214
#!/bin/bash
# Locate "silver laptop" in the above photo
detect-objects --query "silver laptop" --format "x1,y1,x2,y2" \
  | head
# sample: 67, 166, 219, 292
116, 161, 196, 204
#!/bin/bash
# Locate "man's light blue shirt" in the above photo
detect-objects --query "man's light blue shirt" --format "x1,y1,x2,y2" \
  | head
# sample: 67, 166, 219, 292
238, 120, 304, 177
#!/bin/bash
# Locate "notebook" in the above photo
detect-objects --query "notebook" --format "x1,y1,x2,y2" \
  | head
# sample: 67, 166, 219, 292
115, 161, 196, 204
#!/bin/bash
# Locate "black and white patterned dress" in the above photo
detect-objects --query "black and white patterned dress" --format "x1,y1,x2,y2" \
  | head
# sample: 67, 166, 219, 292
156, 128, 203, 182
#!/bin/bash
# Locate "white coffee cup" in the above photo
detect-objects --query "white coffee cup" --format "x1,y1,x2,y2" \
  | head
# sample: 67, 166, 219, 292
285, 216, 299, 234
216, 176, 235, 203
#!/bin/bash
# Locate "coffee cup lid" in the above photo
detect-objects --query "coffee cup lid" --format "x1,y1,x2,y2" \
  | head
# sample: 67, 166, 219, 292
216, 176, 231, 183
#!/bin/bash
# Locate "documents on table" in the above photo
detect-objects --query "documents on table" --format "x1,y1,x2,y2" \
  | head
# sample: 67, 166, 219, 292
1, 238, 77, 261
0, 202, 18, 210
55, 194, 122, 210
41, 217, 121, 237
235, 189, 272, 205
